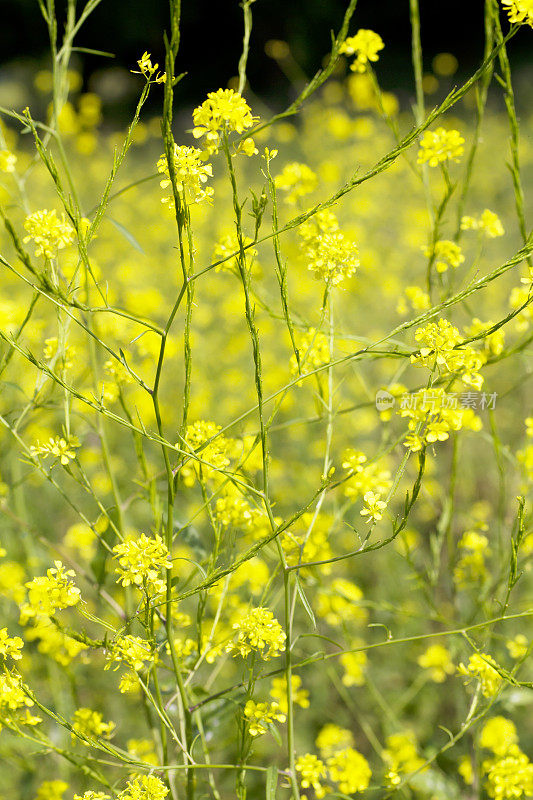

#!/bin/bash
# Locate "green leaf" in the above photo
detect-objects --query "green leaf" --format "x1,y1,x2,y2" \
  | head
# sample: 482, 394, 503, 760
266, 765, 277, 800
295, 575, 316, 628
108, 216, 145, 254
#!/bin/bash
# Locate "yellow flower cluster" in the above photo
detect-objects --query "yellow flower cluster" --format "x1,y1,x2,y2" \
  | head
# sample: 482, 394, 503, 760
117, 774, 168, 800
316, 723, 354, 757
244, 699, 286, 736
30, 434, 80, 466
105, 635, 154, 672
298, 209, 359, 285
383, 731, 425, 786
270, 674, 310, 713
457, 653, 502, 697
0, 149, 17, 172
396, 285, 431, 315
226, 606, 286, 660
192, 88, 257, 155
296, 753, 328, 798
0, 628, 23, 661
417, 128, 465, 167
23, 209, 75, 259
424, 239, 465, 273
327, 747, 372, 794
480, 718, 533, 800
304, 229, 359, 286
290, 328, 330, 376
156, 144, 213, 206
417, 643, 454, 682
340, 29, 385, 73
112, 533, 171, 594
454, 527, 490, 587
35, 781, 68, 800
275, 162, 318, 204
501, 0, 533, 27
20, 561, 81, 622
132, 51, 166, 84
25, 617, 87, 666
341, 449, 392, 499
461, 208, 505, 238
411, 318, 484, 388
297, 736, 372, 798
212, 231, 258, 273
71, 707, 115, 741
398, 387, 482, 452
183, 420, 231, 477
0, 669, 40, 730
316, 578, 368, 627
360, 489, 387, 524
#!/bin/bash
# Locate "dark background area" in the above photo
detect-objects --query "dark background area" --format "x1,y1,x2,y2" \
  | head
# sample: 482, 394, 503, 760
0, 0, 531, 115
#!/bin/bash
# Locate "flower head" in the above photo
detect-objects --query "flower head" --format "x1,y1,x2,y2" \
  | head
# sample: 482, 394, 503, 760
117, 774, 169, 800
457, 653, 502, 697
275, 162, 318, 204
157, 144, 213, 206
244, 699, 286, 736
417, 128, 464, 167
131, 52, 166, 83
112, 533, 171, 594
360, 490, 387, 524
30, 435, 80, 465
417, 643, 454, 682
501, 0, 533, 27
192, 88, 257, 155
0, 149, 17, 173
296, 753, 328, 799
23, 209, 75, 259
340, 29, 385, 72
105, 635, 154, 672
21, 561, 81, 622
227, 606, 286, 660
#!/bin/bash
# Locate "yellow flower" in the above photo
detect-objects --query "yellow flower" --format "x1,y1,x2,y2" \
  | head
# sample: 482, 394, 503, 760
244, 699, 286, 736
35, 781, 69, 800
270, 674, 310, 713
360, 490, 387, 523
417, 644, 454, 682
0, 149, 17, 173
105, 635, 154, 672
501, 0, 533, 27
226, 606, 286, 660
457, 653, 502, 697
296, 753, 328, 799
340, 29, 385, 72
480, 717, 518, 756
71, 707, 115, 742
21, 561, 81, 622
30, 435, 80, 465
424, 240, 465, 273
117, 774, 169, 800
192, 88, 257, 155
0, 628, 23, 661
112, 533, 171, 594
316, 723, 354, 757
327, 747, 372, 794
131, 52, 166, 83
484, 749, 533, 800
275, 162, 318, 204
23, 209, 75, 258
156, 144, 213, 206
506, 634, 528, 659
417, 127, 464, 166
